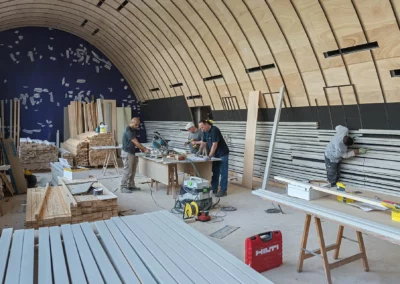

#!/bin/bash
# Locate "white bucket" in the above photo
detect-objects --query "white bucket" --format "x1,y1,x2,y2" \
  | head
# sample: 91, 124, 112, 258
100, 124, 108, 133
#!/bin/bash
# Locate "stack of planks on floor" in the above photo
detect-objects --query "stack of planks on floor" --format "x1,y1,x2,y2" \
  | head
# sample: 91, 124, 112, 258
26, 178, 118, 229
19, 138, 58, 171
61, 132, 115, 166
88, 132, 115, 166
145, 121, 400, 197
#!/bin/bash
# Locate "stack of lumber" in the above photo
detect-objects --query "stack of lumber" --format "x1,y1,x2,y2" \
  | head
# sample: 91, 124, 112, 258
61, 132, 115, 166
145, 121, 400, 197
88, 132, 115, 166
26, 178, 118, 229
59, 147, 74, 166
61, 137, 90, 166
19, 138, 58, 170
67, 99, 118, 143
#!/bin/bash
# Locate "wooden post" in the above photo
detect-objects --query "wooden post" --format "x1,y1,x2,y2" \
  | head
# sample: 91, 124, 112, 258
242, 91, 261, 189
17, 100, 20, 149
356, 231, 369, 272
13, 99, 16, 143
261, 86, 285, 190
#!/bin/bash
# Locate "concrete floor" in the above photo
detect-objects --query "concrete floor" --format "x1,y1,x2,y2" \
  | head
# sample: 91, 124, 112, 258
1, 168, 400, 283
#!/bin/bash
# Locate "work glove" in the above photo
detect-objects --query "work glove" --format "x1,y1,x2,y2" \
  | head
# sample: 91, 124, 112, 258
195, 150, 201, 157
204, 156, 211, 161
358, 148, 369, 155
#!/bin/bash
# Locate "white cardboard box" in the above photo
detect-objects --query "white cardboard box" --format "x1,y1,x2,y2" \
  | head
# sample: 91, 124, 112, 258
63, 167, 89, 180
287, 183, 329, 201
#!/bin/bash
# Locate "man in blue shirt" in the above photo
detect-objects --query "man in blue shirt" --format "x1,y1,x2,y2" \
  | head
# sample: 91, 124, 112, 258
197, 120, 229, 197
120, 117, 150, 193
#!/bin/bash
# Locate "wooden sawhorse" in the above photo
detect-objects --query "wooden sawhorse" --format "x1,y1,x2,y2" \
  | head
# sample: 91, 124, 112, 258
298, 214, 369, 284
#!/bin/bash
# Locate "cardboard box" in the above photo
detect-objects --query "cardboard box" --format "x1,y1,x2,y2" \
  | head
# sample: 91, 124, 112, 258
63, 167, 89, 180
287, 183, 329, 201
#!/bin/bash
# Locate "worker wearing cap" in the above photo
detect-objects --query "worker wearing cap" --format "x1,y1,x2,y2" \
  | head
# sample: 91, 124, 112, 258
120, 117, 150, 193
184, 122, 203, 154
325, 125, 368, 187
197, 119, 230, 197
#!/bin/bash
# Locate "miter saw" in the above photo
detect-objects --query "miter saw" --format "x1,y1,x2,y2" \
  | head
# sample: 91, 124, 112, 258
151, 131, 169, 157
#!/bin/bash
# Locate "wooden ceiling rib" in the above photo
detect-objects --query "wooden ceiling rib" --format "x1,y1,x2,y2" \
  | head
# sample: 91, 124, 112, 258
0, 0, 399, 110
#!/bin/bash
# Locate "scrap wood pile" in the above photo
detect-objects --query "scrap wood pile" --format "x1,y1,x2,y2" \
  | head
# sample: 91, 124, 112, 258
26, 178, 118, 229
61, 132, 114, 166
19, 138, 58, 170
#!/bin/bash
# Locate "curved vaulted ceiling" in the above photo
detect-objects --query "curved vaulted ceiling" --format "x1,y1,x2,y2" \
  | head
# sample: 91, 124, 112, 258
1, 0, 400, 112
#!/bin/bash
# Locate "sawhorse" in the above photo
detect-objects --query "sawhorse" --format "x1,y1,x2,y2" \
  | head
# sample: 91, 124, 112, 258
298, 214, 369, 284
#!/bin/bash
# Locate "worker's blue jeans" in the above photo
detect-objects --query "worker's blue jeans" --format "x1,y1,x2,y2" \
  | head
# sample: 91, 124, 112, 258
211, 155, 229, 192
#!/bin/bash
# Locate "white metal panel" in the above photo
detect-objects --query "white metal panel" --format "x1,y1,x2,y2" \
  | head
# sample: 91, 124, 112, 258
80, 223, 122, 284
60, 225, 87, 284
94, 221, 139, 283
0, 228, 13, 283
155, 211, 273, 284
71, 224, 104, 284
104, 220, 156, 284
19, 229, 34, 284
111, 217, 177, 284
5, 229, 24, 284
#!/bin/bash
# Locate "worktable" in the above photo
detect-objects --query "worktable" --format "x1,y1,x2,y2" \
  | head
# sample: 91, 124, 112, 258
0, 210, 272, 284
137, 154, 220, 196
253, 189, 400, 284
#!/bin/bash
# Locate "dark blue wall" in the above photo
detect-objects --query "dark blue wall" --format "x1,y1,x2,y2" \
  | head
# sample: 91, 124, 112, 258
0, 27, 145, 142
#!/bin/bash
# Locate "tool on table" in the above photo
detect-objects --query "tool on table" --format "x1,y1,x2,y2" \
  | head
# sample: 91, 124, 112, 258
188, 138, 198, 149
335, 182, 354, 203
152, 131, 169, 157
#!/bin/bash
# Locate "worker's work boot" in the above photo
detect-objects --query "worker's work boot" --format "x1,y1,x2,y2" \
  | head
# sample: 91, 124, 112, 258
120, 187, 133, 193
129, 186, 141, 191
215, 191, 227, 197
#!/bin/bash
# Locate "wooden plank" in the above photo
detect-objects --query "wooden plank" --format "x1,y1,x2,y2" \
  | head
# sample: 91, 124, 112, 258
94, 221, 140, 283
142, 214, 236, 284
1, 100, 4, 138
156, 211, 273, 284
17, 100, 20, 149
111, 218, 176, 283
129, 216, 208, 283
1, 138, 27, 194
102, 100, 117, 142
58, 177, 78, 208
0, 228, 13, 283
242, 91, 261, 189
252, 190, 400, 245
274, 176, 386, 209
49, 227, 69, 284
34, 183, 50, 220
80, 222, 121, 284
19, 229, 34, 284
103, 220, 156, 284
39, 227, 52, 284
71, 224, 104, 284
5, 230, 24, 284
96, 99, 103, 126
262, 86, 285, 190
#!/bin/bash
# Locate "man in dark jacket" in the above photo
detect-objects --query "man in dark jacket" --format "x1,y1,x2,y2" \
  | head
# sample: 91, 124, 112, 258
120, 117, 150, 193
197, 120, 230, 197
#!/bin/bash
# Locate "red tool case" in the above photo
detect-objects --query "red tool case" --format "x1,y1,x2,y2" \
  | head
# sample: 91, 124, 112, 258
245, 231, 283, 273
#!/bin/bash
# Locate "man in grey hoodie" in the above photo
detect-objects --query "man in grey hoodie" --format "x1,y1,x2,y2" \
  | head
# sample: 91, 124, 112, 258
324, 125, 368, 187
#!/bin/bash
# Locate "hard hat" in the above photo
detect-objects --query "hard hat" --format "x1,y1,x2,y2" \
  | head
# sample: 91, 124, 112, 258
185, 122, 195, 130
